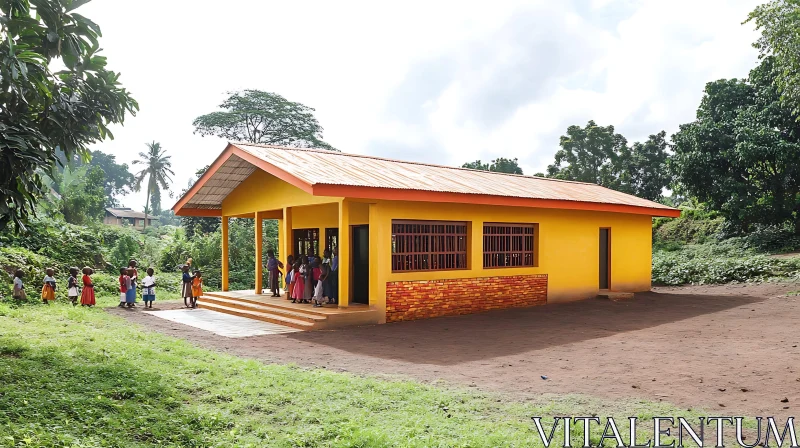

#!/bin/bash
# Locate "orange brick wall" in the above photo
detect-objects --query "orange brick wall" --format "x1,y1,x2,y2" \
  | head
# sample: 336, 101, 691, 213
385, 274, 548, 322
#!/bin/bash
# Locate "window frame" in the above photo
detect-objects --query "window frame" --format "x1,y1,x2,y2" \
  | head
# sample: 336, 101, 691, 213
482, 222, 538, 269
391, 219, 469, 273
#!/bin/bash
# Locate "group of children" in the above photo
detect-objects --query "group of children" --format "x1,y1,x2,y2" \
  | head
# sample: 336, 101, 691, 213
13, 266, 97, 306
181, 263, 203, 308
276, 248, 338, 308
117, 260, 158, 309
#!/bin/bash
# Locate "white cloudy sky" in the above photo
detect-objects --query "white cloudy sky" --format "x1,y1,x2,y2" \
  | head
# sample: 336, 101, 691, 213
81, 0, 762, 211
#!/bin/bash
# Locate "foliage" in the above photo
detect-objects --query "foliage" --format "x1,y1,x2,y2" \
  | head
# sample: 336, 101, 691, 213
133, 141, 174, 228
56, 165, 107, 225
462, 157, 524, 174
57, 149, 135, 207
192, 89, 336, 150
546, 122, 671, 201
108, 233, 139, 269
0, 0, 137, 231
180, 165, 220, 238
0, 304, 709, 446
746, 0, 800, 115
0, 218, 104, 269
652, 242, 800, 285
653, 208, 725, 247
671, 57, 800, 234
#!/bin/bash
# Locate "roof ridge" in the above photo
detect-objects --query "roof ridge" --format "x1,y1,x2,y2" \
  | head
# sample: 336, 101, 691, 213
229, 141, 600, 187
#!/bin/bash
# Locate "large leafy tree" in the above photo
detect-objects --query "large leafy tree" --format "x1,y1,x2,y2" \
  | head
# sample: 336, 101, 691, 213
57, 165, 106, 225
192, 90, 336, 150
746, 0, 800, 115
462, 157, 524, 175
57, 148, 135, 206
545, 121, 670, 201
0, 0, 137, 231
671, 57, 800, 233
133, 142, 174, 229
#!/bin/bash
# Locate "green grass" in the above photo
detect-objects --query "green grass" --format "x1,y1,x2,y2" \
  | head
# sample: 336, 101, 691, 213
0, 300, 714, 447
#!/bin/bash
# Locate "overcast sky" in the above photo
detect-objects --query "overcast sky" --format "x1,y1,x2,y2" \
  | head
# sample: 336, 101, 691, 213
81, 0, 762, 211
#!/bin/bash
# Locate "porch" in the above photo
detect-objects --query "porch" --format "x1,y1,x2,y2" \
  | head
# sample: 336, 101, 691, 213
199, 290, 382, 330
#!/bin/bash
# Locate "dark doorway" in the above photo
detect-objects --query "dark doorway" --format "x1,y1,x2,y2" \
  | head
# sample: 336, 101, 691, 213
599, 228, 610, 289
351, 225, 369, 304
325, 228, 339, 254
294, 228, 319, 258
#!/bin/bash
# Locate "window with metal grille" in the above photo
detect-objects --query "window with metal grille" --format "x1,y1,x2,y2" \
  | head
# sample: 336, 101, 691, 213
483, 223, 537, 268
391, 220, 468, 272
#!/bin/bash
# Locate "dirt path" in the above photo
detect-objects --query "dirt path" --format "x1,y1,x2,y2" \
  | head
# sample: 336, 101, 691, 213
108, 283, 800, 417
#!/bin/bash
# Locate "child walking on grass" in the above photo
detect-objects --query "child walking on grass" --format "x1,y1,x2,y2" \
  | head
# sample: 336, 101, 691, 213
142, 268, 156, 309
80, 267, 95, 307
67, 267, 80, 306
13, 270, 26, 302
41, 268, 56, 305
125, 268, 137, 308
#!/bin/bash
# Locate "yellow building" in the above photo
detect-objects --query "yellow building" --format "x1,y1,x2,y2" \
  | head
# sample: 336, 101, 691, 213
173, 142, 678, 325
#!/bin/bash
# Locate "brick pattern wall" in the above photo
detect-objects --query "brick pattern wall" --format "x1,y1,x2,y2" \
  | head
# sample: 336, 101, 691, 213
385, 274, 547, 322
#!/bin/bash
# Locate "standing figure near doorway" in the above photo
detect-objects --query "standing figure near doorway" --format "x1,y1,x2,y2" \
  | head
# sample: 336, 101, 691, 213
291, 261, 305, 303
266, 250, 283, 297
329, 248, 339, 305
302, 255, 313, 304
322, 249, 333, 303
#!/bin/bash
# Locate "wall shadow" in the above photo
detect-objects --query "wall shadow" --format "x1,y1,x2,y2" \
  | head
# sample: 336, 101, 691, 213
286, 291, 765, 365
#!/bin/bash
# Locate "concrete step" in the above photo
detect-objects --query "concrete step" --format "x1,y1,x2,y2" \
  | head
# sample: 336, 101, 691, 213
198, 302, 316, 330
597, 291, 635, 301
203, 292, 329, 318
200, 296, 327, 324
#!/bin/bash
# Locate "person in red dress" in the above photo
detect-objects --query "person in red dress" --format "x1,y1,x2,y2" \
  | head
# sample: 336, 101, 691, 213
80, 267, 96, 307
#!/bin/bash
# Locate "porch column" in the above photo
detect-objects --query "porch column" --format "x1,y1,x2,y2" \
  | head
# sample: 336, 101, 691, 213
470, 219, 483, 270
281, 207, 293, 262
221, 216, 229, 291
338, 200, 350, 307
255, 211, 263, 294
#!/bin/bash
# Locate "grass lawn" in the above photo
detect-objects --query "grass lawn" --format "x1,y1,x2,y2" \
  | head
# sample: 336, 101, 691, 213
0, 300, 709, 447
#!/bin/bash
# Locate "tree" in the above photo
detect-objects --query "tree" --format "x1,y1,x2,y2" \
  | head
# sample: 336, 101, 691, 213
671, 57, 800, 233
545, 121, 670, 201
181, 166, 220, 238
746, 0, 800, 115
56, 165, 106, 225
0, 0, 138, 231
193, 90, 336, 150
546, 121, 630, 189
133, 142, 174, 229
57, 148, 135, 207
462, 158, 524, 174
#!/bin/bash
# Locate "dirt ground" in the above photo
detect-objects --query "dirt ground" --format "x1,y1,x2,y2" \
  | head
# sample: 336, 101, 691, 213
109, 283, 800, 417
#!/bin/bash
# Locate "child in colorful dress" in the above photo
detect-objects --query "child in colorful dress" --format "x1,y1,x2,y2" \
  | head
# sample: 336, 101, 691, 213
41, 268, 56, 305
284, 255, 294, 299
181, 264, 193, 306
191, 271, 203, 307
13, 270, 26, 302
80, 267, 95, 307
311, 260, 324, 307
127, 260, 138, 305
125, 268, 137, 308
67, 267, 80, 306
142, 268, 156, 309
291, 262, 304, 303
117, 267, 129, 308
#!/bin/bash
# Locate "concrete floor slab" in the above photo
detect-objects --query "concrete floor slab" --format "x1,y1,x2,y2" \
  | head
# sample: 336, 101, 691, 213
143, 309, 300, 337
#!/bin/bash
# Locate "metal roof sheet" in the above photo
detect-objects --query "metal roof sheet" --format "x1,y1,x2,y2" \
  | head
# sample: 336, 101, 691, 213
178, 142, 677, 215
105, 208, 159, 219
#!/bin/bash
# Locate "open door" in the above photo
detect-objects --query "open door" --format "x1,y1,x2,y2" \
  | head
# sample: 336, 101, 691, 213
351, 225, 369, 304
599, 228, 610, 290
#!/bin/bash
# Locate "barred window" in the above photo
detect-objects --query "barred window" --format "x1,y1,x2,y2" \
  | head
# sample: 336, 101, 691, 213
391, 220, 468, 272
483, 223, 537, 268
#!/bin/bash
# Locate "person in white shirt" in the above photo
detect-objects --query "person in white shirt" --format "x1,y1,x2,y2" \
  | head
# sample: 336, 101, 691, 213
142, 268, 157, 309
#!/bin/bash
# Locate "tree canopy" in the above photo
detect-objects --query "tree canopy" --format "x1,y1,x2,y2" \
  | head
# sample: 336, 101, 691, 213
544, 121, 670, 201
672, 57, 800, 233
746, 0, 800, 115
192, 90, 336, 150
0, 0, 137, 231
462, 158, 523, 175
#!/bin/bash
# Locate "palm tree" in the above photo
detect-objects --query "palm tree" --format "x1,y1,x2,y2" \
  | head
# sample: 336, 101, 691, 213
133, 142, 175, 229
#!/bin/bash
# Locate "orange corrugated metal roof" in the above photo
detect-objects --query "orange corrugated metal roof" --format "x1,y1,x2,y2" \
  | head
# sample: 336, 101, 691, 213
173, 142, 679, 217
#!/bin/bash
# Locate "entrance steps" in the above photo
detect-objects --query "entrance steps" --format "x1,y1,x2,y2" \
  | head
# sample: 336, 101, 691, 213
596, 291, 635, 301
198, 292, 381, 330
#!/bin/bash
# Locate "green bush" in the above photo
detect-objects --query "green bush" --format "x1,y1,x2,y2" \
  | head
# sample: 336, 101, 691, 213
653, 213, 725, 247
